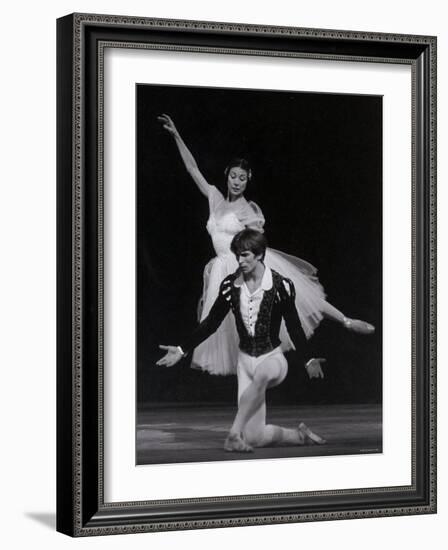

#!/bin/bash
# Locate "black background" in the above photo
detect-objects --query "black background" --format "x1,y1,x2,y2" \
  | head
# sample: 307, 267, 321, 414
136, 84, 382, 407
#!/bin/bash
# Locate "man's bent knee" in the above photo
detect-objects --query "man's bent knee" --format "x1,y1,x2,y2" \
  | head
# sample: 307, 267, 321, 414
255, 356, 287, 390
251, 373, 272, 392
244, 425, 267, 447
244, 425, 281, 448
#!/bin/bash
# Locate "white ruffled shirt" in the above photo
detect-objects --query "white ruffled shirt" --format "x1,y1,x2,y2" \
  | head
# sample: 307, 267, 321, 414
234, 267, 273, 336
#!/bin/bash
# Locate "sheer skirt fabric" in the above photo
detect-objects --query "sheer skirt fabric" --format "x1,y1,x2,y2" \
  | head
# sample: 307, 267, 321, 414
191, 187, 326, 375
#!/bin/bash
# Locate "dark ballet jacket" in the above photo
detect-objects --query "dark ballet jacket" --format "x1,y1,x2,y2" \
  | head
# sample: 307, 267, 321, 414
181, 268, 314, 362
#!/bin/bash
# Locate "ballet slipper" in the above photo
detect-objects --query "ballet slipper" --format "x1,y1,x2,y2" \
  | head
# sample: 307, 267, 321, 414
224, 432, 254, 453
298, 422, 327, 445
343, 317, 375, 335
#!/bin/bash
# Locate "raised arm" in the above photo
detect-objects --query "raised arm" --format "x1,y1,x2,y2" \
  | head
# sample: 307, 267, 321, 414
157, 114, 213, 198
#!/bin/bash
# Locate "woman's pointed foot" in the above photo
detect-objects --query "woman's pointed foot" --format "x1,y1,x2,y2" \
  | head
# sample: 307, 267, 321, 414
343, 317, 375, 335
298, 422, 326, 445
224, 432, 254, 452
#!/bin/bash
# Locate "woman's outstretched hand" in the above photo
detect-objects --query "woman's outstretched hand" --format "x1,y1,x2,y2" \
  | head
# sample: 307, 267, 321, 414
157, 114, 179, 138
155, 345, 184, 367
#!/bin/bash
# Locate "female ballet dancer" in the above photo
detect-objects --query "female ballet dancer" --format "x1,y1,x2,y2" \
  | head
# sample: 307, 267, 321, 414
157, 114, 374, 376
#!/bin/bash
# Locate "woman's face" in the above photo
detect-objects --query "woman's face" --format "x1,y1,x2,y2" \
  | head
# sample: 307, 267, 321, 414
227, 166, 248, 199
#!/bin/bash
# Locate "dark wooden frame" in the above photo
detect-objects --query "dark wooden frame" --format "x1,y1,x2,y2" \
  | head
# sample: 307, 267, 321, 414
57, 13, 437, 537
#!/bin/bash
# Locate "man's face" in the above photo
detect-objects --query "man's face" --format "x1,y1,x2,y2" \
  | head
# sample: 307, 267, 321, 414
236, 250, 262, 275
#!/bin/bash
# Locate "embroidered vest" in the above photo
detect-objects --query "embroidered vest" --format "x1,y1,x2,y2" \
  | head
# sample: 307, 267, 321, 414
231, 270, 284, 356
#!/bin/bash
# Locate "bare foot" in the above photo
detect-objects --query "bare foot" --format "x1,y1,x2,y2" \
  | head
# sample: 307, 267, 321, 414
224, 432, 254, 452
343, 318, 375, 335
298, 422, 326, 445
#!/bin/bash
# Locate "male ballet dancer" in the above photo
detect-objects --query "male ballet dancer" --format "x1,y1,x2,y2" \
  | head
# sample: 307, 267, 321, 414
156, 229, 326, 452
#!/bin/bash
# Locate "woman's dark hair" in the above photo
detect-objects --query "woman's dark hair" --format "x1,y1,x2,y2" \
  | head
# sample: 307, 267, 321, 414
230, 229, 267, 261
224, 158, 252, 182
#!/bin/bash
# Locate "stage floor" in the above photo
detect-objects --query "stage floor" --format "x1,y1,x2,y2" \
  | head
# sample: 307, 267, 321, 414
136, 403, 382, 465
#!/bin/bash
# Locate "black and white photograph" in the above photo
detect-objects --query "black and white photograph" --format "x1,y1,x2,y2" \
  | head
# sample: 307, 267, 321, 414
136, 84, 383, 465
2, 0, 436, 544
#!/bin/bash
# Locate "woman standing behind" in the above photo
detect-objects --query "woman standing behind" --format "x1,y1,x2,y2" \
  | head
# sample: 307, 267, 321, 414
157, 114, 374, 376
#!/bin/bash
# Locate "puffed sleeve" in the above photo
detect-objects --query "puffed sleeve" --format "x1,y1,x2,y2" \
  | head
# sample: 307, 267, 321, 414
239, 200, 265, 232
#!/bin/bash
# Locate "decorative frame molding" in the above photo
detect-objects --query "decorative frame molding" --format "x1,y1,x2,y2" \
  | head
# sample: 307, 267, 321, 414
57, 13, 436, 536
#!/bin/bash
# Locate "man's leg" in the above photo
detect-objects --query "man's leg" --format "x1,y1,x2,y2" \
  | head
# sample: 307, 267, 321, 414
226, 350, 291, 450
242, 352, 303, 447
227, 349, 325, 450
230, 353, 286, 437
224, 354, 257, 452
247, 417, 325, 447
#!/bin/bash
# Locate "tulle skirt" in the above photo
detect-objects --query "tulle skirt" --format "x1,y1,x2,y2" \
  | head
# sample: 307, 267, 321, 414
191, 248, 326, 376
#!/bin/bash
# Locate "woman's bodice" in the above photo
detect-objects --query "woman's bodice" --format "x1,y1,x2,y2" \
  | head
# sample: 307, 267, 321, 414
206, 211, 245, 256
206, 187, 265, 257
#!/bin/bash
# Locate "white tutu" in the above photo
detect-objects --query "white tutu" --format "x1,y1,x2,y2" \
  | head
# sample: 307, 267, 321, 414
191, 186, 327, 376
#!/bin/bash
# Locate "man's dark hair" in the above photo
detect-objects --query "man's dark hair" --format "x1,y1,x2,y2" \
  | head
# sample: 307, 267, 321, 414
230, 229, 267, 261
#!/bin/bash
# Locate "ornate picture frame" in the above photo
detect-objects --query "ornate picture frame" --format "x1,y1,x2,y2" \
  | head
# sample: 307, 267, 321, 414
57, 13, 436, 536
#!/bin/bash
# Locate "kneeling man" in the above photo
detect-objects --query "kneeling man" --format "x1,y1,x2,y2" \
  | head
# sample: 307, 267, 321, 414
156, 229, 326, 452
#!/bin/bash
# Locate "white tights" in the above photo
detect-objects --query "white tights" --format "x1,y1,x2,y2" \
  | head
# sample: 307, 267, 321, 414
234, 348, 305, 447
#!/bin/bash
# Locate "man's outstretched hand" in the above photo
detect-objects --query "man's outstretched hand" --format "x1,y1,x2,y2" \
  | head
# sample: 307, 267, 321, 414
155, 345, 184, 367
305, 358, 326, 379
